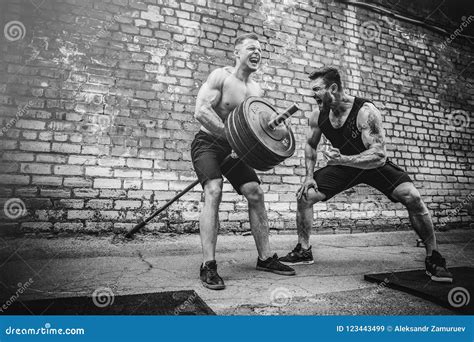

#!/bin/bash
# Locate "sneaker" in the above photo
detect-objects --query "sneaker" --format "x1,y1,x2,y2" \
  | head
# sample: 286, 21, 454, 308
200, 260, 225, 290
256, 253, 296, 276
279, 243, 314, 265
425, 250, 453, 283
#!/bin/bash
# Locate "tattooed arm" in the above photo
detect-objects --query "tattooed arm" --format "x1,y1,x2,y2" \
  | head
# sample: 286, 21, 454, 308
325, 103, 387, 169
342, 103, 387, 169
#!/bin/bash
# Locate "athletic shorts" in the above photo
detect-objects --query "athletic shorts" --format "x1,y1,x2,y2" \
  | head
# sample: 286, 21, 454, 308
314, 159, 412, 202
191, 130, 260, 195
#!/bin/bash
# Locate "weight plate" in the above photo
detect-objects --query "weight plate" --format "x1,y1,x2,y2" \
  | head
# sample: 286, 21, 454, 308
244, 98, 295, 158
224, 97, 296, 171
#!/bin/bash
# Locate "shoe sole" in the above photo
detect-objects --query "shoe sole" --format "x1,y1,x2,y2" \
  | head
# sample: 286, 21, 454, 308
280, 260, 314, 266
256, 266, 296, 276
201, 280, 226, 290
426, 271, 453, 283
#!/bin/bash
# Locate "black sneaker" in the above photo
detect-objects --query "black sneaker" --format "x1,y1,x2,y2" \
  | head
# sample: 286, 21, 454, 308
279, 243, 314, 265
425, 250, 453, 283
256, 253, 296, 276
200, 260, 225, 290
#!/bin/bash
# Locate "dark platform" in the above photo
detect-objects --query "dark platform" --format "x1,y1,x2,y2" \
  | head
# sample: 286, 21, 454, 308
2, 290, 215, 315
365, 267, 474, 315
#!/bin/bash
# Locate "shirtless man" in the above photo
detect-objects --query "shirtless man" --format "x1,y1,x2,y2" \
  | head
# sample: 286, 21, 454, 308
191, 33, 295, 290
279, 66, 453, 283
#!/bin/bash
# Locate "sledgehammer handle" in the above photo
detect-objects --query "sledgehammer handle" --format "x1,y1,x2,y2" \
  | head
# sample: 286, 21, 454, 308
125, 179, 199, 238
125, 155, 234, 238
267, 104, 299, 130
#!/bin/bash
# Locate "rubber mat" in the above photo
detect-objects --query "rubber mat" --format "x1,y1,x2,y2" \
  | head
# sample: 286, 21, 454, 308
2, 290, 215, 315
364, 266, 473, 314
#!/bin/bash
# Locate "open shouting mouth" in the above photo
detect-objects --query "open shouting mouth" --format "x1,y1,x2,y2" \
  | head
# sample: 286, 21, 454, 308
249, 55, 260, 66
313, 95, 323, 105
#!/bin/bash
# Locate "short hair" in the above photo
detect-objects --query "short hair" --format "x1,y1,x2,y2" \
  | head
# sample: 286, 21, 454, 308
308, 66, 342, 89
234, 33, 259, 47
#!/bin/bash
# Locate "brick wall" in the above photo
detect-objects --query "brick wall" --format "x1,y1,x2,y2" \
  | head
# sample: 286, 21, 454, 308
0, 0, 472, 236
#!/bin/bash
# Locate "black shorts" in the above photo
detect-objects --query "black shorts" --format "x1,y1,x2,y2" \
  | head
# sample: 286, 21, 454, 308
191, 131, 260, 195
314, 160, 412, 202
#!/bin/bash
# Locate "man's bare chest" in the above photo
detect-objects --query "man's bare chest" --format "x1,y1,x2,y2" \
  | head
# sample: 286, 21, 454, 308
218, 78, 260, 116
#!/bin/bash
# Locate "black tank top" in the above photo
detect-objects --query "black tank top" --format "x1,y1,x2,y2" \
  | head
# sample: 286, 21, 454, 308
318, 97, 372, 156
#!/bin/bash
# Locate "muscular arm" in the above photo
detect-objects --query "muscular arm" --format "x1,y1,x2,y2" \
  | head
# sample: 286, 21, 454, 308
304, 110, 322, 178
194, 68, 228, 139
339, 103, 387, 169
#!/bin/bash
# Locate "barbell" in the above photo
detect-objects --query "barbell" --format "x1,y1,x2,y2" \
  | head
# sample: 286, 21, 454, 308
125, 97, 300, 238
226, 97, 298, 171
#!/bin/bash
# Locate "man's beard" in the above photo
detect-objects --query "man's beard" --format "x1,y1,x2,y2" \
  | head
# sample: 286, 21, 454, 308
320, 93, 332, 111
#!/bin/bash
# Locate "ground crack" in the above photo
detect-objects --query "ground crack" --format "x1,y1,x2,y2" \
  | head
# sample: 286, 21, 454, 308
137, 251, 153, 271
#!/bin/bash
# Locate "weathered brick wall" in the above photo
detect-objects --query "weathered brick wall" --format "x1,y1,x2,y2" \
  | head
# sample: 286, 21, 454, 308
0, 0, 472, 235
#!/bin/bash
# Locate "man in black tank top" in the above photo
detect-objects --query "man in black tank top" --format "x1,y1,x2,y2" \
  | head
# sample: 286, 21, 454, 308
279, 67, 453, 283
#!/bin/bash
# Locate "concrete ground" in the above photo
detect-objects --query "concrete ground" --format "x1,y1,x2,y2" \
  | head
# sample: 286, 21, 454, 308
0, 229, 473, 315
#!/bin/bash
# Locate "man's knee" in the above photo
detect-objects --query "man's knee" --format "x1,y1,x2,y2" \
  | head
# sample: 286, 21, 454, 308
204, 179, 223, 202
393, 184, 425, 211
241, 182, 264, 205
297, 189, 325, 208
